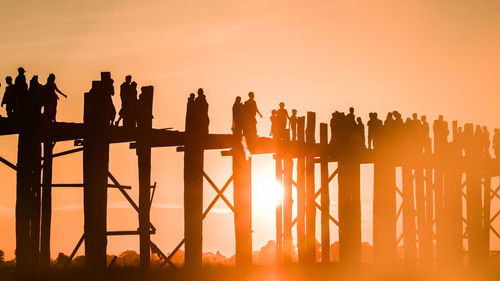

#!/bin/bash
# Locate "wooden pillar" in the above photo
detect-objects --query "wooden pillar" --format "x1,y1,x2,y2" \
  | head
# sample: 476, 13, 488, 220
283, 156, 293, 263
415, 166, 431, 266
305, 112, 316, 262
338, 154, 361, 266
442, 165, 463, 266
482, 174, 491, 265
401, 166, 416, 265
373, 159, 396, 265
319, 123, 330, 263
275, 154, 283, 264
16, 116, 41, 276
296, 116, 306, 263
184, 131, 204, 268
233, 142, 252, 266
137, 86, 153, 271
40, 141, 53, 270
83, 80, 110, 278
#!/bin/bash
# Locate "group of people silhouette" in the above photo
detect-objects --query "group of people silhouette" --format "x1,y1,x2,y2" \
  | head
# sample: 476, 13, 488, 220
1, 67, 67, 122
231, 92, 263, 137
186, 88, 209, 135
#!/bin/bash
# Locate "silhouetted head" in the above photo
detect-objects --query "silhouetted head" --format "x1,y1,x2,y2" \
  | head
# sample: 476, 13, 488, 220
387, 112, 393, 118
356, 117, 362, 123
131, 81, 137, 88
125, 75, 132, 83
438, 115, 444, 121
458, 127, 463, 133
349, 107, 354, 114
476, 125, 482, 132
279, 102, 285, 109
235, 96, 241, 103
5, 76, 12, 85
47, 73, 55, 83
373, 112, 378, 118
248, 91, 255, 99
197, 88, 204, 95
189, 93, 195, 99
483, 125, 487, 131
412, 113, 418, 120
421, 115, 427, 122
31, 75, 38, 83
18, 67, 25, 74
292, 109, 297, 115
271, 109, 277, 115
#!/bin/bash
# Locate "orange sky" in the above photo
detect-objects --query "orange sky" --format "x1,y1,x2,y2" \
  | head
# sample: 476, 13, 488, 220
0, 0, 499, 259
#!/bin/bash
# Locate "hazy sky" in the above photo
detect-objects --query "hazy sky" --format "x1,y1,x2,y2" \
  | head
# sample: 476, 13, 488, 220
0, 0, 499, 259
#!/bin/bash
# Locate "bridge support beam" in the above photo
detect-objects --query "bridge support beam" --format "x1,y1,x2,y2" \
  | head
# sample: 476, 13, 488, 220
338, 156, 361, 266
320, 123, 330, 263
373, 159, 396, 266
305, 112, 316, 262
283, 156, 293, 263
233, 142, 252, 266
274, 154, 283, 264
40, 141, 53, 271
137, 86, 153, 271
83, 80, 110, 278
296, 116, 306, 263
402, 166, 416, 266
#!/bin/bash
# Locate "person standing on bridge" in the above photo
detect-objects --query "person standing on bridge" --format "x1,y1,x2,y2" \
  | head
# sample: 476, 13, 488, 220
421, 115, 431, 154
42, 73, 67, 123
15, 67, 28, 119
194, 88, 209, 135
276, 102, 289, 141
433, 115, 449, 155
289, 109, 298, 141
101, 72, 115, 126
185, 93, 196, 133
2, 76, 16, 118
117, 75, 134, 127
356, 117, 365, 148
232, 96, 243, 136
243, 91, 262, 137
367, 112, 382, 149
482, 126, 490, 158
493, 129, 500, 159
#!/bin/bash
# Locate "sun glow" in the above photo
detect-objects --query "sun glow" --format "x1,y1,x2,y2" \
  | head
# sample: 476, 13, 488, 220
252, 176, 282, 211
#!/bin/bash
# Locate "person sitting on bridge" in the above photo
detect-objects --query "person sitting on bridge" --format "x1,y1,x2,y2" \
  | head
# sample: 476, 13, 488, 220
276, 102, 289, 141
42, 73, 67, 123
232, 96, 243, 136
289, 109, 298, 141
367, 112, 382, 149
1, 76, 16, 118
242, 91, 262, 137
493, 129, 500, 159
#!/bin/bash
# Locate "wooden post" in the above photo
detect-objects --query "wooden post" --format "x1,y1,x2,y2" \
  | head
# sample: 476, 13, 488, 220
275, 154, 283, 264
283, 156, 293, 263
83, 80, 110, 278
16, 114, 41, 276
415, 166, 431, 266
305, 112, 316, 262
373, 158, 396, 265
338, 154, 361, 266
319, 123, 330, 263
296, 117, 306, 263
137, 86, 153, 271
483, 174, 491, 265
233, 141, 253, 266
401, 166, 416, 265
40, 141, 53, 270
184, 126, 204, 268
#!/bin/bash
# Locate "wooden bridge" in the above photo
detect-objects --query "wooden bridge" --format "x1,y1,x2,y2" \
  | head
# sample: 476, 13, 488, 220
1, 73, 500, 279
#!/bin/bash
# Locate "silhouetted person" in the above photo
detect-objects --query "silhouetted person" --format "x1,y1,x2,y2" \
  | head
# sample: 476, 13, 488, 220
243, 91, 262, 137
276, 102, 289, 141
15, 67, 28, 118
101, 72, 115, 126
2, 76, 15, 118
270, 109, 277, 138
185, 93, 195, 133
28, 75, 43, 119
289, 109, 298, 141
482, 126, 490, 158
194, 88, 209, 135
356, 117, 365, 148
433, 115, 449, 154
421, 115, 430, 153
232, 96, 243, 136
367, 112, 382, 149
42, 74, 67, 122
346, 107, 356, 127
118, 75, 136, 127
493, 129, 500, 159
